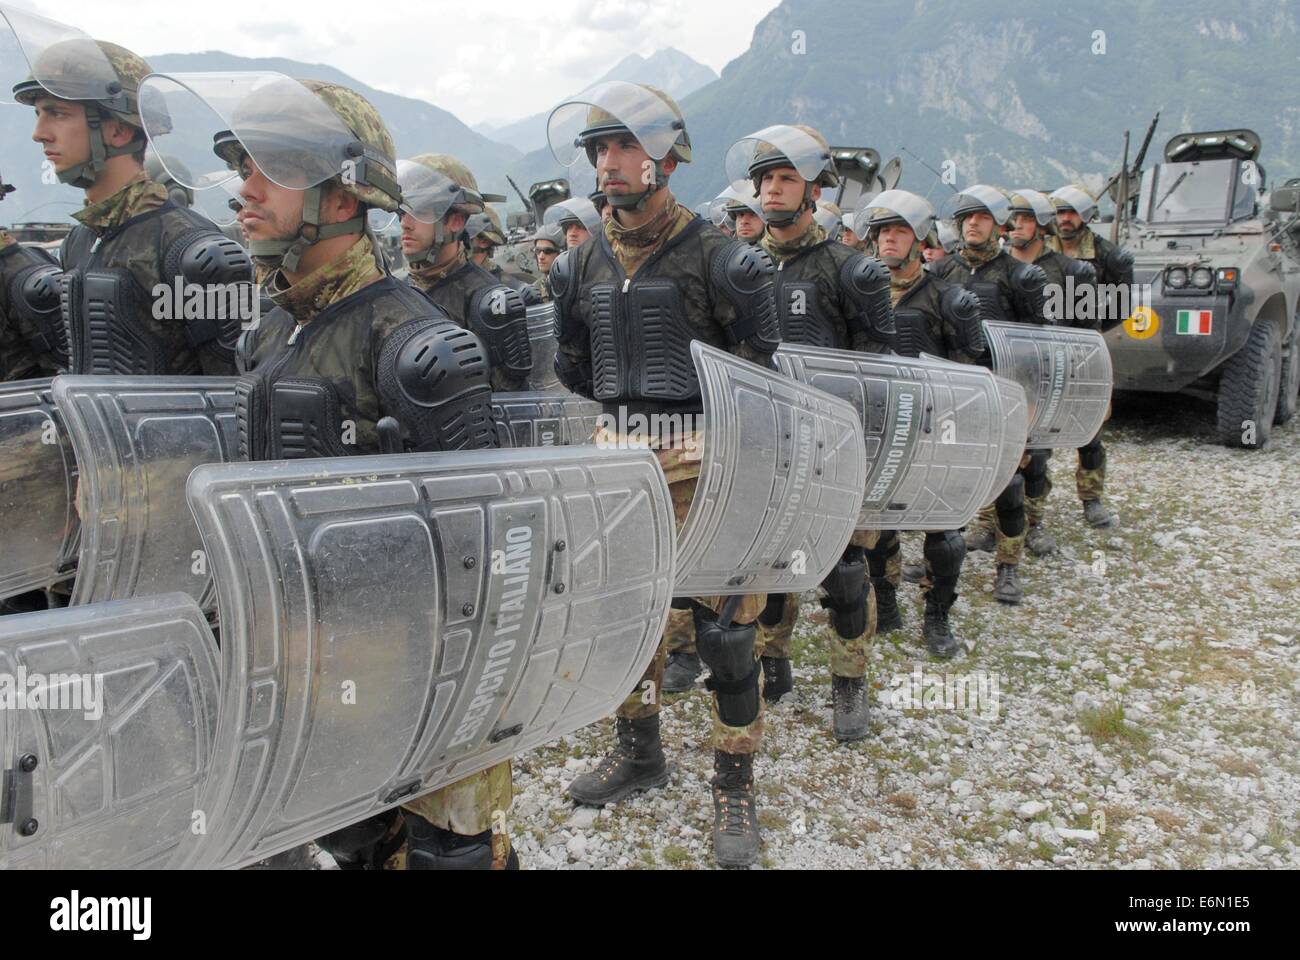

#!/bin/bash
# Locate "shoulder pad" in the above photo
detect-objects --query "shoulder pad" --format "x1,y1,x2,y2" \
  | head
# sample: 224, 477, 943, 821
468, 283, 532, 381
1064, 256, 1098, 286
1103, 245, 1134, 275
1008, 260, 1048, 295
938, 283, 987, 357
838, 252, 896, 346
548, 247, 577, 302
376, 317, 498, 452
938, 283, 981, 324
838, 252, 891, 297
170, 230, 254, 287
709, 239, 779, 353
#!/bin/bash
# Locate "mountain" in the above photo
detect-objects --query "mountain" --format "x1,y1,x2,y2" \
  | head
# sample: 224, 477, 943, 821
1, 51, 522, 227
507, 0, 1300, 211
474, 48, 718, 154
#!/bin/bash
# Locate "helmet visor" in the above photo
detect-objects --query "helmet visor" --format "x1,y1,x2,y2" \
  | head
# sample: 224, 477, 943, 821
1, 6, 123, 107
855, 189, 935, 240
547, 80, 684, 167
725, 124, 832, 186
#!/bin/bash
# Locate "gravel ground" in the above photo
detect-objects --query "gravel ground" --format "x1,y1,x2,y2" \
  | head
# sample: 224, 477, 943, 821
503, 397, 1300, 869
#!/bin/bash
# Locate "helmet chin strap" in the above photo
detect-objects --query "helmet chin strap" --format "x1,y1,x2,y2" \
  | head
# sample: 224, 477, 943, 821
59, 107, 142, 189
607, 160, 667, 212
405, 219, 451, 269
758, 179, 815, 228
249, 184, 365, 273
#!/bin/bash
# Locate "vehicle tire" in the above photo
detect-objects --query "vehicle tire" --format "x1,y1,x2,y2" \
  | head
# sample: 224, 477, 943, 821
1216, 318, 1282, 449
1274, 318, 1300, 425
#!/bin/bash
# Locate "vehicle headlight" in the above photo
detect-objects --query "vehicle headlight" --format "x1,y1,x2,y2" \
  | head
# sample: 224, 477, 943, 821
1191, 267, 1214, 289
1166, 267, 1189, 289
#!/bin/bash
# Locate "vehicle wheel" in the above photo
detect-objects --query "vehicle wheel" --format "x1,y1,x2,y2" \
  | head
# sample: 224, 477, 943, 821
1216, 318, 1282, 449
1274, 318, 1300, 425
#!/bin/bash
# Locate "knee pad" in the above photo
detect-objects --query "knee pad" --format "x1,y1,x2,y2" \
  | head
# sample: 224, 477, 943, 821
819, 549, 869, 639
694, 609, 760, 728
1078, 436, 1105, 471
995, 474, 1026, 537
864, 530, 900, 578
923, 530, 966, 579
1021, 450, 1051, 498
316, 808, 405, 869
405, 818, 495, 870
757, 593, 787, 628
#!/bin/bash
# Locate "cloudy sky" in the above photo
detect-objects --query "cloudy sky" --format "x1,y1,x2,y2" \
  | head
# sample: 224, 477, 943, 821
7, 0, 782, 127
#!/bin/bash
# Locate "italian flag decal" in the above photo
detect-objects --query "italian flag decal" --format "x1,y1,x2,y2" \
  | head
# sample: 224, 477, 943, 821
1176, 309, 1213, 335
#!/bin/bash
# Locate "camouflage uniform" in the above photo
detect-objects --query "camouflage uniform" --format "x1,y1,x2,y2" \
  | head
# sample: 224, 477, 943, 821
0, 230, 64, 380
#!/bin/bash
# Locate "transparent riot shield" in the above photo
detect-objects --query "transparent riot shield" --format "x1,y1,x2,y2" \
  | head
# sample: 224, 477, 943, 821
773, 344, 1024, 530
52, 376, 240, 612
0, 379, 77, 599
983, 321, 1112, 448
525, 302, 562, 391
673, 341, 866, 597
0, 593, 219, 868
173, 445, 674, 868
491, 390, 603, 447
527, 302, 556, 343
991, 373, 1031, 495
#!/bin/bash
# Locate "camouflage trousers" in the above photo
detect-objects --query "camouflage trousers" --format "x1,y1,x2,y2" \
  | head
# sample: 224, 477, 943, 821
604, 427, 766, 755
759, 529, 880, 680
970, 451, 1030, 566
1076, 408, 1111, 502
395, 760, 513, 868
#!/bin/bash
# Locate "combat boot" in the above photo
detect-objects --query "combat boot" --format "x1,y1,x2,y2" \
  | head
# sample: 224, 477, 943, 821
923, 578, 962, 659
662, 651, 703, 693
1082, 499, 1118, 529
567, 715, 669, 806
405, 820, 520, 870
872, 577, 903, 633
901, 562, 925, 584
831, 675, 870, 741
710, 751, 761, 868
761, 656, 793, 703
964, 526, 996, 553
993, 563, 1024, 605
1026, 524, 1057, 557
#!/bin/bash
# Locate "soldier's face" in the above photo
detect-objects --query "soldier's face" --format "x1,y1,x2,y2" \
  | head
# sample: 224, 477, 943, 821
594, 134, 669, 200
236, 156, 304, 242
471, 237, 494, 264
876, 222, 917, 262
1056, 209, 1083, 237
841, 227, 860, 247
734, 210, 763, 240
962, 211, 995, 245
31, 96, 91, 173
923, 246, 947, 263
760, 167, 805, 214
535, 243, 559, 273
1009, 212, 1039, 244
564, 223, 590, 248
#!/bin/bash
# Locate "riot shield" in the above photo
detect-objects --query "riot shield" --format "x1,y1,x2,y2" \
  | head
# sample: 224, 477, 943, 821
983, 321, 1112, 448
52, 376, 240, 612
492, 390, 603, 447
0, 593, 219, 868
0, 379, 77, 599
526, 302, 556, 343
673, 341, 865, 598
991, 372, 1031, 495
773, 344, 1025, 530
173, 445, 674, 868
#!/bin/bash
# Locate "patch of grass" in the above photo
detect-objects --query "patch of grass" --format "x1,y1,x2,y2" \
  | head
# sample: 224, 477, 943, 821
661, 845, 693, 867
1150, 809, 1188, 832
1215, 756, 1261, 777
1265, 818, 1290, 850
1079, 701, 1151, 749
885, 792, 918, 813
639, 847, 657, 867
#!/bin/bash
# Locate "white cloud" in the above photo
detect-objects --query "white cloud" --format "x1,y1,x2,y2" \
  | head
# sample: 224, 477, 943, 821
19, 0, 780, 126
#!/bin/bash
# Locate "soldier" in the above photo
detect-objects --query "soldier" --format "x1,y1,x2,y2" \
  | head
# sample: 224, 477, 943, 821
549, 196, 602, 248
396, 154, 532, 391
465, 207, 505, 270
530, 222, 565, 302
7, 17, 249, 376
1046, 184, 1127, 529
934, 185, 1049, 605
144, 71, 516, 869
0, 168, 63, 381
840, 212, 865, 252
922, 220, 958, 264
719, 180, 766, 244
813, 198, 845, 242
1006, 188, 1102, 553
724, 123, 894, 737
857, 190, 987, 657
548, 82, 780, 867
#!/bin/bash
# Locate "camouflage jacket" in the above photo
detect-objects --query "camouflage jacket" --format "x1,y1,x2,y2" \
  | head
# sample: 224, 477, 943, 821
60, 176, 246, 375
762, 220, 894, 355
0, 233, 63, 380
239, 236, 455, 455
1046, 228, 1128, 286
554, 200, 777, 411
894, 269, 983, 365
532, 274, 551, 303
933, 248, 1049, 325
410, 256, 529, 391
